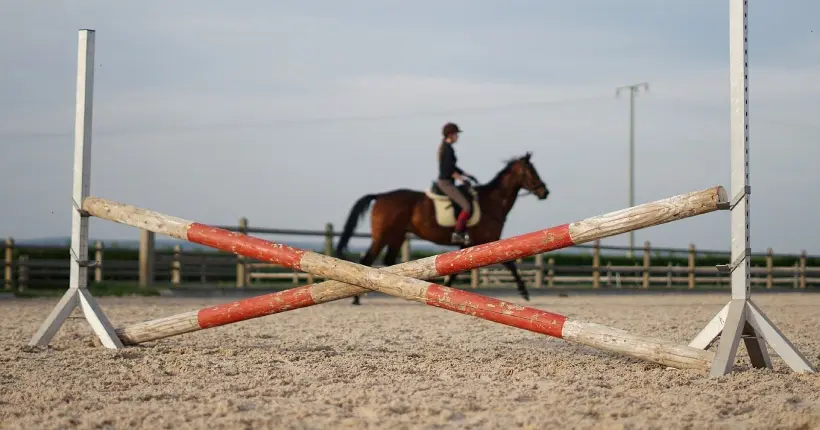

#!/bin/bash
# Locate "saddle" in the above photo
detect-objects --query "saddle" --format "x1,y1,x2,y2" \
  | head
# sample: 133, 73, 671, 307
424, 181, 481, 228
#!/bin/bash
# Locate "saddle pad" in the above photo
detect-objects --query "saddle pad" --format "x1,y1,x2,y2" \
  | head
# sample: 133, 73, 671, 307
424, 188, 481, 227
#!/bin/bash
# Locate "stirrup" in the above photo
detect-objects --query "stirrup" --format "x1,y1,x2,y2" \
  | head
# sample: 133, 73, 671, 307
451, 231, 471, 245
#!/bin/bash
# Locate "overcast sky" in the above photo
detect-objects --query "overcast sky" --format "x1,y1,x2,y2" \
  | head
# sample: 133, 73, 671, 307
1, 1, 818, 255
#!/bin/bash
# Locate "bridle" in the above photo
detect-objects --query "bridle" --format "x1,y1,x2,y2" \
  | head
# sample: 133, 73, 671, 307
518, 182, 547, 198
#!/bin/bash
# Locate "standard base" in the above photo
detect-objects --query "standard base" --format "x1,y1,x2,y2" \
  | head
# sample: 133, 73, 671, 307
690, 298, 815, 376
28, 287, 123, 349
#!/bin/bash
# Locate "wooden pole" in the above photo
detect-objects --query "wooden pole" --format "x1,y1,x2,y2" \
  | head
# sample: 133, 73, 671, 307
95, 186, 726, 359
138, 230, 154, 288
86, 189, 728, 370
171, 245, 181, 285
324, 223, 333, 256
800, 250, 807, 289
688, 244, 696, 289
592, 239, 600, 289
642, 240, 651, 289
4, 238, 13, 290
94, 241, 103, 283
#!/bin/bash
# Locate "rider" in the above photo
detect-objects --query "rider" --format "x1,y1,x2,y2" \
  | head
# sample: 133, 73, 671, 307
437, 122, 478, 244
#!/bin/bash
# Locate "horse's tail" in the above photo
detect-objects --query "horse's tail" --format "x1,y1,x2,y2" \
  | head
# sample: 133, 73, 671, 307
334, 193, 379, 258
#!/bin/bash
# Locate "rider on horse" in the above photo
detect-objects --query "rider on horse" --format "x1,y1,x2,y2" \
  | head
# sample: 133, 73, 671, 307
437, 122, 478, 245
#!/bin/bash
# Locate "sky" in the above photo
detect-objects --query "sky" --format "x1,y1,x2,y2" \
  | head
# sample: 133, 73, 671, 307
0, 1, 818, 255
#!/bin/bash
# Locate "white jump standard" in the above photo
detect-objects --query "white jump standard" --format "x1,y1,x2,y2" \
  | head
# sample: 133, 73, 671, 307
687, 0, 815, 376
28, 29, 123, 349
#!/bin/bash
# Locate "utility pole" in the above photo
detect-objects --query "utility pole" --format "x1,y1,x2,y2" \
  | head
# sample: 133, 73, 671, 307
616, 82, 648, 258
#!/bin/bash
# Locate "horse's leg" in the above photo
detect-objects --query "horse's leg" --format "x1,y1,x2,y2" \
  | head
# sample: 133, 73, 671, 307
383, 245, 400, 267
501, 260, 530, 301
351, 239, 385, 306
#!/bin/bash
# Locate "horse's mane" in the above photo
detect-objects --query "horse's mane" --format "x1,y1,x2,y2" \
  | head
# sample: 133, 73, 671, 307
476, 154, 528, 191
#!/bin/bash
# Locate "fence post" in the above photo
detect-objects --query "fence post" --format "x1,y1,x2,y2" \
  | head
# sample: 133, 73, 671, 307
642, 241, 651, 288
592, 239, 600, 288
4, 238, 13, 290
534, 254, 544, 288
800, 250, 807, 289
17, 255, 28, 291
401, 237, 410, 263
793, 262, 799, 288
667, 262, 673, 288
470, 268, 479, 288
94, 241, 103, 283
547, 258, 555, 288
236, 217, 248, 288
324, 223, 334, 256
766, 248, 773, 289
139, 230, 155, 288
171, 244, 181, 285
687, 244, 696, 289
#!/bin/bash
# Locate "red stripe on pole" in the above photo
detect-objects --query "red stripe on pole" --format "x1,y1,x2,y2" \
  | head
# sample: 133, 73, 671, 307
197, 285, 316, 329
424, 285, 567, 338
434, 223, 574, 275
186, 223, 306, 270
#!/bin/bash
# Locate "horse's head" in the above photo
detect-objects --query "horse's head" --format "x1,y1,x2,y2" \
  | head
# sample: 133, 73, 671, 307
509, 152, 549, 200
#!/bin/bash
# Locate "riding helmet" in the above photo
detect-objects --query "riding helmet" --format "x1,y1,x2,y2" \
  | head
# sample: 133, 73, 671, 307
442, 122, 462, 137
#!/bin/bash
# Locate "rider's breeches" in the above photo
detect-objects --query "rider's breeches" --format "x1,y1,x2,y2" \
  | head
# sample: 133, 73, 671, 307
436, 179, 471, 231
436, 179, 471, 214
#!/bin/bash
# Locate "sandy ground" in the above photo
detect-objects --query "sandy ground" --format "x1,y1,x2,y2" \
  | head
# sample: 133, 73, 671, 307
2, 292, 820, 429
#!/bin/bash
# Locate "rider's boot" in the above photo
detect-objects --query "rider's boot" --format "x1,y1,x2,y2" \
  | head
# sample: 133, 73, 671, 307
452, 210, 471, 245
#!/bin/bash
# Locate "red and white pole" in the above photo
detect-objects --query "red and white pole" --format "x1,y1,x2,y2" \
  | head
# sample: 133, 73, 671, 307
85, 186, 726, 370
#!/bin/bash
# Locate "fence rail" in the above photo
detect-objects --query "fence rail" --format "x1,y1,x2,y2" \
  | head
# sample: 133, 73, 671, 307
4, 223, 816, 291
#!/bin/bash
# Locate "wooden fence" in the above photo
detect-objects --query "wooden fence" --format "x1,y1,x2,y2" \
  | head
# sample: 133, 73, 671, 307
4, 230, 818, 291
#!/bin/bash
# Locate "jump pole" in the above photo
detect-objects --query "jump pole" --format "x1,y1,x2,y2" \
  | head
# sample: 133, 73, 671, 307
109, 186, 727, 348
79, 188, 726, 371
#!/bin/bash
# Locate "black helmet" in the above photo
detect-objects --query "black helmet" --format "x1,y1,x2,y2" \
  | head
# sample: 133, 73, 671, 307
442, 122, 462, 137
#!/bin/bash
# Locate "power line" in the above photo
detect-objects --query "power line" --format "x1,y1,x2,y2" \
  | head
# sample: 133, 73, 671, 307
0, 94, 613, 139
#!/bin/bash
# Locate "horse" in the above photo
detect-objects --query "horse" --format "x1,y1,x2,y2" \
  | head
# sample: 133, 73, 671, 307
333, 152, 550, 305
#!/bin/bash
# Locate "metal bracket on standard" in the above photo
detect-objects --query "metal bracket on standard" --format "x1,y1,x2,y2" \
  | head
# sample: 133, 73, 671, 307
73, 199, 90, 218
715, 248, 751, 274
716, 185, 749, 211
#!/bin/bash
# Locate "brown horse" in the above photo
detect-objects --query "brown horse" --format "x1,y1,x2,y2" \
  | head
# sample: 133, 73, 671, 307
334, 152, 550, 305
